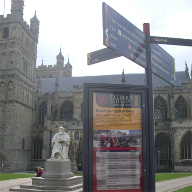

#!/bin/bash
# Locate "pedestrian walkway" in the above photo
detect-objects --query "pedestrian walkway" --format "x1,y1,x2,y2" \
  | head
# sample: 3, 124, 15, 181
0, 176, 191, 192
0, 178, 31, 192
156, 175, 192, 192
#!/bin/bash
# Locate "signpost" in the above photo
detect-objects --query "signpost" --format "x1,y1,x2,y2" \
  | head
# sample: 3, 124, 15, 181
84, 2, 192, 192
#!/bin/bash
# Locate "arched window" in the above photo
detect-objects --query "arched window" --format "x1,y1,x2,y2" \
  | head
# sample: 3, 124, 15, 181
155, 133, 171, 160
60, 100, 73, 120
154, 95, 167, 119
75, 131, 79, 140
181, 131, 192, 160
175, 95, 187, 119
39, 101, 47, 126
2, 27, 9, 39
33, 138, 43, 159
7, 81, 14, 99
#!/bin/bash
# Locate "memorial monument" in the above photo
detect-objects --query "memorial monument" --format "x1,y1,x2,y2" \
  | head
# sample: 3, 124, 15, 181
9, 127, 83, 191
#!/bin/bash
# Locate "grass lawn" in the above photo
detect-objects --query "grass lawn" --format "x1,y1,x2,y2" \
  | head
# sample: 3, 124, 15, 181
1, 173, 191, 182
173, 185, 192, 192
0, 173, 34, 181
155, 173, 192, 182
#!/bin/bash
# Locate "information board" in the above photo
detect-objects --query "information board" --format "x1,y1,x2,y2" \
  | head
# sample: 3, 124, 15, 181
92, 92, 143, 192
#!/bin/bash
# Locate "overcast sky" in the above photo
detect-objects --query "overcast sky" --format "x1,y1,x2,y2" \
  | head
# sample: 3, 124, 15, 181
1, 0, 192, 77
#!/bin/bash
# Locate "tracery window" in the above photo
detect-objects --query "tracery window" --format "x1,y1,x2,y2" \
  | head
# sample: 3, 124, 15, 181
181, 131, 192, 160
155, 133, 171, 160
154, 95, 167, 119
60, 100, 73, 120
175, 95, 187, 119
33, 138, 43, 159
39, 101, 47, 126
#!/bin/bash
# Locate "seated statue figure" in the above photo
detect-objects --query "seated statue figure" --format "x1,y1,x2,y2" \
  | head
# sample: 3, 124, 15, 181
51, 127, 70, 160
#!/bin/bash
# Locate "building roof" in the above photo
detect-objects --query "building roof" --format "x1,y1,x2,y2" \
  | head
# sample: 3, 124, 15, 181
36, 71, 187, 94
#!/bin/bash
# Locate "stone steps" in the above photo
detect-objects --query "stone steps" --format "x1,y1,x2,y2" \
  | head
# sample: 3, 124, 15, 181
9, 183, 83, 192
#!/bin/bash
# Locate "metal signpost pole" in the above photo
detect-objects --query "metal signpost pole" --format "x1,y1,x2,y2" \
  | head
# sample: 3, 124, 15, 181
143, 23, 155, 192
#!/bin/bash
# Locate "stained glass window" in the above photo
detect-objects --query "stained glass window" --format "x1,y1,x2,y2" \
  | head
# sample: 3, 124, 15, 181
154, 95, 167, 119
181, 131, 192, 159
175, 95, 187, 119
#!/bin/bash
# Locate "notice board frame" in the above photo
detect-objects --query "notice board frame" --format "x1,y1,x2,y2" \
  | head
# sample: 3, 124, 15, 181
83, 83, 149, 192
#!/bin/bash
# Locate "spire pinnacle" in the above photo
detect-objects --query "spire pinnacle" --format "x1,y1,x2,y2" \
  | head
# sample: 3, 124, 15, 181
121, 69, 126, 84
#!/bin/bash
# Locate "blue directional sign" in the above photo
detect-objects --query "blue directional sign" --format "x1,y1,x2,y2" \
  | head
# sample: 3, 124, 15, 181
102, 2, 175, 86
87, 48, 121, 65
102, 2, 147, 69
151, 44, 175, 85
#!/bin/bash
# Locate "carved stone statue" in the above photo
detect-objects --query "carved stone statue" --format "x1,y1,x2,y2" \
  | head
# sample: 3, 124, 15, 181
51, 127, 70, 160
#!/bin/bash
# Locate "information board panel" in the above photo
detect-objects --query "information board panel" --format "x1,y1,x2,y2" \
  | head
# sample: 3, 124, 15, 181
102, 2, 146, 69
92, 92, 143, 192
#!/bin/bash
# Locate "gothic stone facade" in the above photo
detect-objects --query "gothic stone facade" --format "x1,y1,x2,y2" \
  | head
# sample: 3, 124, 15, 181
0, 0, 39, 170
154, 81, 192, 172
0, 0, 191, 173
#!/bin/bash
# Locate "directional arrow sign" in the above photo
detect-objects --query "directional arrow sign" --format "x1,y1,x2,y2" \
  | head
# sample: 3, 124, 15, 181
151, 44, 175, 85
151, 36, 192, 46
103, 2, 147, 69
87, 47, 121, 65
102, 2, 175, 86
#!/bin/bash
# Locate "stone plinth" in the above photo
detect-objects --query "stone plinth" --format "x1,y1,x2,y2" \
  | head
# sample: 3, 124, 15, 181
43, 159, 74, 178
9, 159, 83, 192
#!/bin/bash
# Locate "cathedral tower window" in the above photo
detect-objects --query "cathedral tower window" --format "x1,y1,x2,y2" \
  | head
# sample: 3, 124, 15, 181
7, 81, 14, 99
22, 138, 25, 150
0, 82, 5, 99
155, 132, 171, 160
2, 27, 9, 39
181, 131, 192, 160
60, 100, 73, 120
154, 95, 167, 119
175, 95, 187, 119
33, 138, 43, 159
39, 101, 47, 126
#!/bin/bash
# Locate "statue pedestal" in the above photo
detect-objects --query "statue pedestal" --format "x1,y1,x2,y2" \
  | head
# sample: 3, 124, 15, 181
9, 159, 83, 192
42, 159, 74, 178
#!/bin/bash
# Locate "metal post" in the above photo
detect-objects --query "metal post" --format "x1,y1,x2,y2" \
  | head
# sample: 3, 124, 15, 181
143, 23, 155, 192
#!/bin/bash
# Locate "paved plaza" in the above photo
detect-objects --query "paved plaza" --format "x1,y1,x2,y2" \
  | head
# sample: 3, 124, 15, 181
0, 176, 191, 192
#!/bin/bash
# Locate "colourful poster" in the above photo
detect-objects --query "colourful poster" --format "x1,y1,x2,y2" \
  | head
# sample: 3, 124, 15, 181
93, 92, 143, 192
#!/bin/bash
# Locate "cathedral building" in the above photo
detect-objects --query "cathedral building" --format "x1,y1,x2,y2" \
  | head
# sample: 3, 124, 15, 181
0, 0, 191, 173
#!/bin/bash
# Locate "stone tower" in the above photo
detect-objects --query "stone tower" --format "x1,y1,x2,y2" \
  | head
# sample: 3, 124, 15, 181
0, 0, 39, 169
